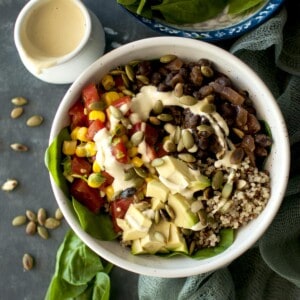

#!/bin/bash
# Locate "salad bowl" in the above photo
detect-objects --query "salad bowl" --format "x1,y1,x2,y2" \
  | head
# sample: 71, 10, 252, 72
46, 37, 289, 277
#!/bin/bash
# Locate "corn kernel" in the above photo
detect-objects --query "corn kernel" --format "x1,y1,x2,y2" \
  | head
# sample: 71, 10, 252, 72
70, 127, 80, 140
88, 110, 106, 122
145, 177, 154, 183
77, 127, 89, 142
85, 141, 97, 156
103, 91, 120, 106
62, 140, 77, 155
128, 146, 138, 157
132, 156, 144, 168
75, 144, 87, 157
102, 75, 115, 91
105, 185, 115, 201
92, 160, 101, 173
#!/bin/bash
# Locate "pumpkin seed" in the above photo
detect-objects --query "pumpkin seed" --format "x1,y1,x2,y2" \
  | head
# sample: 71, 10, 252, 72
1, 179, 18, 191
178, 153, 196, 163
151, 158, 165, 167
219, 200, 233, 213
110, 69, 125, 76
11, 96, 28, 106
187, 144, 198, 153
179, 95, 198, 106
44, 217, 61, 229
122, 89, 135, 96
109, 106, 123, 119
22, 253, 34, 271
230, 147, 245, 164
124, 168, 137, 181
26, 115, 43, 127
160, 54, 177, 64
136, 75, 150, 85
163, 139, 176, 152
197, 125, 214, 137
236, 179, 248, 190
164, 123, 176, 134
174, 82, 183, 97
170, 126, 181, 144
125, 64, 135, 82
232, 127, 245, 139
10, 143, 29, 152
149, 116, 161, 125
200, 103, 215, 114
11, 107, 24, 119
37, 208, 47, 226
12, 215, 27, 226
88, 101, 106, 111
37, 226, 49, 240
134, 167, 147, 178
131, 130, 144, 146
201, 65, 214, 77
121, 73, 130, 88
190, 200, 203, 213
182, 129, 194, 149
26, 221, 37, 235
222, 183, 233, 199
177, 138, 184, 152
157, 113, 173, 122
153, 100, 163, 115
212, 170, 224, 190
26, 210, 37, 222
55, 208, 64, 220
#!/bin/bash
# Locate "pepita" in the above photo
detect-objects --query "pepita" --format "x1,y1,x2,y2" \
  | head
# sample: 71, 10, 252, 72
37, 226, 49, 240
22, 253, 34, 271
153, 100, 163, 115
37, 208, 47, 226
10, 143, 29, 152
55, 208, 64, 220
163, 139, 176, 153
26, 221, 37, 235
26, 210, 37, 222
197, 125, 214, 137
187, 144, 198, 153
124, 168, 137, 181
11, 96, 28, 106
221, 183, 233, 199
179, 95, 198, 106
109, 106, 123, 119
219, 200, 233, 213
121, 73, 130, 88
122, 89, 135, 96
190, 200, 203, 213
177, 138, 184, 152
110, 69, 125, 76
88, 101, 106, 111
232, 127, 245, 139
11, 107, 24, 119
170, 126, 181, 144
212, 170, 224, 190
164, 123, 176, 135
151, 158, 165, 167
149, 116, 161, 126
160, 54, 177, 64
136, 75, 150, 85
236, 179, 248, 190
125, 64, 135, 82
131, 130, 144, 146
178, 153, 196, 163
1, 179, 18, 191
230, 147, 245, 165
134, 167, 147, 178
174, 82, 183, 98
44, 217, 61, 230
200, 103, 215, 114
12, 215, 27, 226
26, 115, 43, 127
157, 113, 173, 122
182, 129, 194, 149
201, 65, 214, 78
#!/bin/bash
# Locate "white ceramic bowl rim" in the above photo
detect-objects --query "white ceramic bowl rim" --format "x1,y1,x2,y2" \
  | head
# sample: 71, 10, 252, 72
14, 0, 92, 65
49, 37, 290, 277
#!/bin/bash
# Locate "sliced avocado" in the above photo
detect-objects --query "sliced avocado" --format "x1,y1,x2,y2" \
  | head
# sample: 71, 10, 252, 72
146, 179, 170, 202
151, 197, 165, 211
167, 193, 199, 229
131, 239, 147, 255
166, 223, 188, 254
117, 218, 149, 241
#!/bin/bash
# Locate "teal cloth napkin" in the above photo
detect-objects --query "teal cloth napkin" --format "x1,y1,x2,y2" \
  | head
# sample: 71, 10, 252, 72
138, 2, 300, 299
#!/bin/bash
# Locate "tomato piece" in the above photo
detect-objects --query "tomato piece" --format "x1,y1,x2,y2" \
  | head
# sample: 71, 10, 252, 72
111, 96, 131, 108
87, 120, 105, 140
111, 138, 129, 164
101, 171, 114, 186
70, 179, 104, 213
69, 100, 88, 129
130, 122, 159, 146
145, 144, 158, 161
82, 83, 100, 110
110, 197, 133, 232
155, 142, 168, 158
71, 156, 92, 176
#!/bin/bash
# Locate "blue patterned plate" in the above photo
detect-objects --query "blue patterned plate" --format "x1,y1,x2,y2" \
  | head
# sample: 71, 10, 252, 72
123, 0, 284, 41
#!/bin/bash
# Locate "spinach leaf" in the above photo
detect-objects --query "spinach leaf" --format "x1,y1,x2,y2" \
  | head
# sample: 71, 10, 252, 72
151, 0, 228, 24
228, 0, 265, 15
73, 199, 118, 241
45, 231, 111, 300
117, 0, 138, 5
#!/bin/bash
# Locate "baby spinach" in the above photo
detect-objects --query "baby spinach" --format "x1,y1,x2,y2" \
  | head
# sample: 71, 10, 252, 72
228, 0, 265, 15
45, 230, 112, 300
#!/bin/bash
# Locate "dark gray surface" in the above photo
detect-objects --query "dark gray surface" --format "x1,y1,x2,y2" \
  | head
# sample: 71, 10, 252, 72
0, 1, 160, 299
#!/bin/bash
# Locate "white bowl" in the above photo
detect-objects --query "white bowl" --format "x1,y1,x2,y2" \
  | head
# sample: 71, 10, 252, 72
48, 37, 290, 277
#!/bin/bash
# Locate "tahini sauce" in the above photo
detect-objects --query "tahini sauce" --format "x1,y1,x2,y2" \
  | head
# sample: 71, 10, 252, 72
20, 0, 86, 73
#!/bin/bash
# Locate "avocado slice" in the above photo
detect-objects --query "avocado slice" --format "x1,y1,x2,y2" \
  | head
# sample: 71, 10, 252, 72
166, 223, 188, 254
167, 193, 199, 229
146, 179, 170, 202
131, 239, 147, 255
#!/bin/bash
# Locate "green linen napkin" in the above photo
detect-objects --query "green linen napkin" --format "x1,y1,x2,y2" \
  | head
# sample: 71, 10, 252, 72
138, 2, 300, 299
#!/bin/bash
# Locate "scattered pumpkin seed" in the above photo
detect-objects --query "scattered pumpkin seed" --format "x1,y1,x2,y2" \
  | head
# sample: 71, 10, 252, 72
134, 167, 147, 178
110, 69, 125, 76
26, 210, 37, 222
10, 143, 29, 152
131, 130, 144, 146
125, 64, 135, 82
187, 144, 198, 153
121, 73, 130, 88
26, 115, 43, 127
160, 54, 177, 64
177, 138, 184, 152
11, 107, 24, 119
164, 123, 176, 135
11, 96, 28, 106
232, 127, 245, 139
37, 208, 47, 226
136, 75, 149, 85
200, 103, 216, 114
163, 139, 176, 152
55, 208, 64, 220
37, 226, 49, 240
170, 126, 181, 144
222, 183, 233, 199
178, 153, 196, 163
179, 95, 198, 106
182, 129, 194, 149
22, 253, 34, 271
149, 116, 161, 125
212, 170, 224, 190
174, 82, 183, 97
109, 106, 123, 119
153, 100, 163, 115
201, 65, 214, 77
1, 179, 18, 191
151, 158, 165, 167
12, 215, 27, 226
124, 168, 137, 181
44, 217, 61, 229
26, 221, 37, 235
157, 113, 173, 122
197, 125, 214, 137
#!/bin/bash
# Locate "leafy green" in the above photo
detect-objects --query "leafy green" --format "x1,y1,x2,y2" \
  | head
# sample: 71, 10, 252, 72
45, 230, 112, 300
73, 199, 118, 241
228, 0, 265, 15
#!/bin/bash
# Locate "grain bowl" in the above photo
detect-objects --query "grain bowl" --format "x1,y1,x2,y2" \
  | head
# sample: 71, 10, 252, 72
46, 37, 289, 277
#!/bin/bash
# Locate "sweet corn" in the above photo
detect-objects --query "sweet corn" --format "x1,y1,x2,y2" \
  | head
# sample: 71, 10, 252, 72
75, 142, 96, 157
145, 177, 154, 183
87, 173, 105, 188
62, 140, 77, 155
75, 144, 87, 157
92, 160, 101, 173
132, 156, 144, 168
102, 75, 115, 91
88, 110, 106, 122
103, 91, 120, 106
76, 127, 89, 142
128, 146, 138, 157
105, 185, 114, 201
71, 127, 80, 140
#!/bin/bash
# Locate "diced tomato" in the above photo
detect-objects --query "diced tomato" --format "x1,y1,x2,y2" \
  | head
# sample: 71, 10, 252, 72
82, 83, 100, 110
111, 96, 131, 108
110, 197, 134, 232
69, 100, 88, 129
111, 137, 129, 164
87, 120, 105, 140
114, 75, 124, 89
130, 122, 159, 146
101, 171, 114, 186
145, 144, 157, 161
71, 156, 92, 176
70, 179, 104, 213
155, 142, 167, 158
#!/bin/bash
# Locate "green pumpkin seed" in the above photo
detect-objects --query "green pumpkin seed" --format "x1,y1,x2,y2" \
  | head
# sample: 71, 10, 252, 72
201, 65, 214, 77
198, 209, 207, 226
149, 116, 161, 125
153, 100, 163, 115
177, 138, 184, 152
109, 106, 123, 119
163, 140, 176, 152
1, 179, 18, 191
157, 113, 173, 122
200, 103, 215, 114
222, 183, 233, 199
182, 129, 194, 149
151, 158, 165, 167
174, 82, 183, 98
37, 208, 47, 226
124, 168, 137, 181
121, 73, 130, 88
212, 170, 224, 190
134, 167, 147, 178
125, 64, 135, 82
164, 123, 176, 134
136, 75, 150, 85
179, 95, 198, 106
26, 115, 43, 127
10, 143, 29, 152
88, 101, 106, 111
178, 153, 196, 163
220, 200, 233, 213
26, 221, 37, 235
197, 125, 214, 137
11, 96, 28, 106
37, 226, 49, 240
232, 127, 245, 139
110, 69, 125, 75
12, 215, 27, 226
26, 210, 37, 222
11, 107, 24, 119
55, 208, 64, 220
44, 217, 61, 229
170, 126, 181, 144
122, 89, 135, 96
22, 253, 34, 271
131, 130, 144, 146
160, 54, 177, 63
